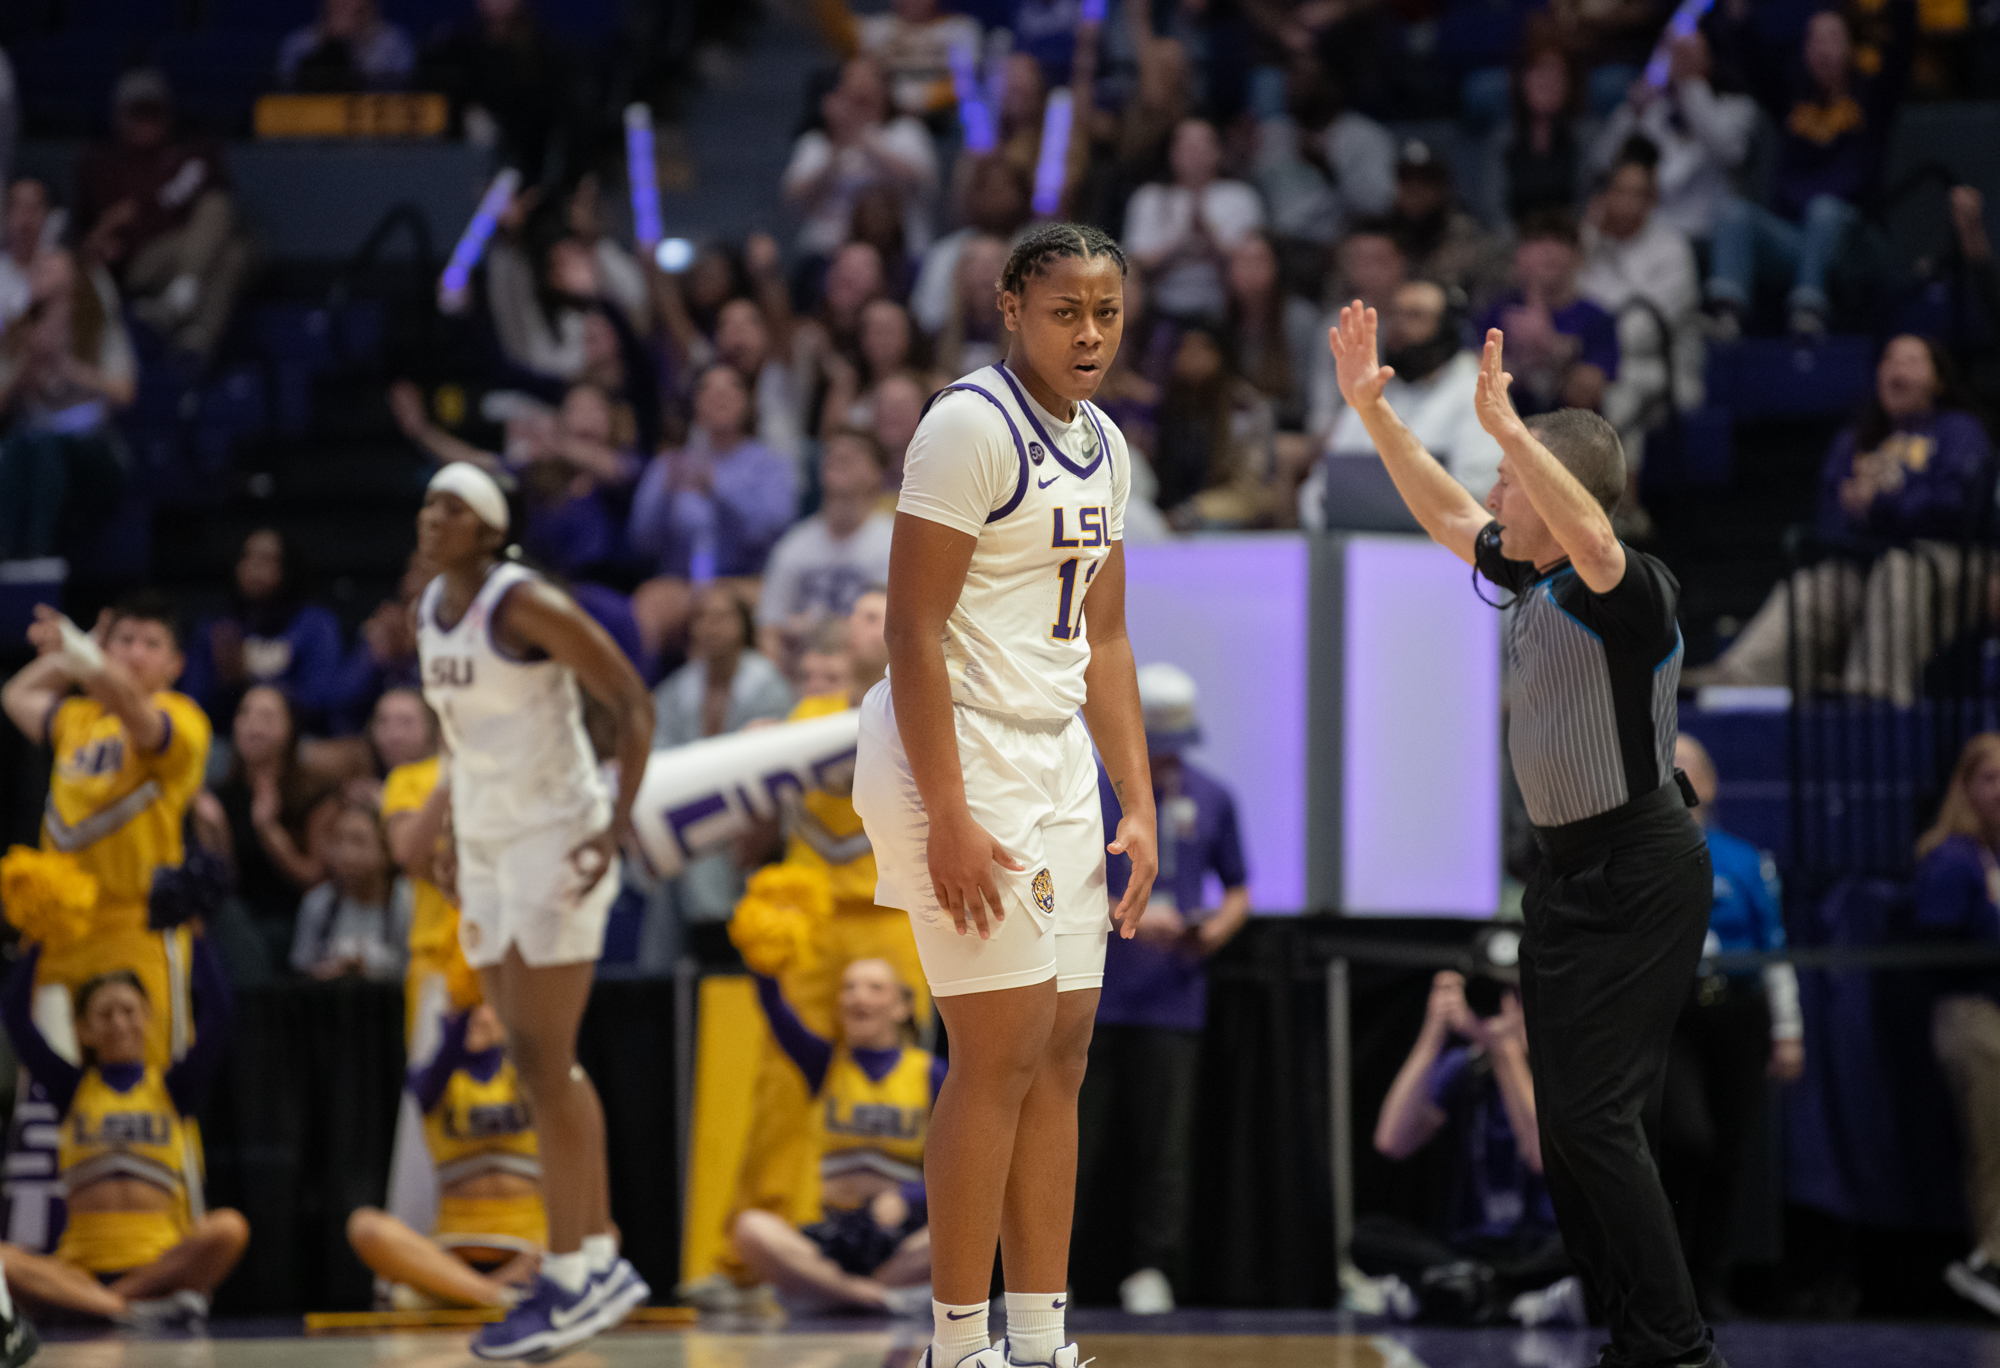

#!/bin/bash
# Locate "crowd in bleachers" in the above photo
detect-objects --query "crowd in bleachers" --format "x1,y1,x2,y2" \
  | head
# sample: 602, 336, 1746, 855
0, 0, 1996, 960
2, 0, 2000, 1325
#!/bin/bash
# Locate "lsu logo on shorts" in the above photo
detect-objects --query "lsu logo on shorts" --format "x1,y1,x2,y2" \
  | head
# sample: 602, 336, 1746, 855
1032, 868, 1055, 915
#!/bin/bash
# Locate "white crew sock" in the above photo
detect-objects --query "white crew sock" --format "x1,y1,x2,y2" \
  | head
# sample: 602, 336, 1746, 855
932, 1297, 989, 1366
542, 1250, 590, 1294
0, 1270, 14, 1321
582, 1233, 618, 1274
1003, 1291, 1066, 1364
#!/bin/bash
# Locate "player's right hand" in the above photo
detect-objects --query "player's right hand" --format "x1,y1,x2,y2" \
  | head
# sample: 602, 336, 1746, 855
1329, 301, 1395, 410
927, 808, 1024, 940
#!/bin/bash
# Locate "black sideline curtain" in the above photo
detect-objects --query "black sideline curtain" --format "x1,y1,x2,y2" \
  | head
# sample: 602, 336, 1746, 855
194, 975, 682, 1315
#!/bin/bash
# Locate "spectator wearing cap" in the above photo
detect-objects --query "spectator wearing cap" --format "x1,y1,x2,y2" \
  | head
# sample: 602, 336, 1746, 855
1124, 118, 1266, 325
75, 68, 251, 360
1081, 662, 1251, 1316
277, 0, 416, 91
1579, 145, 1703, 538
1477, 209, 1619, 416
1250, 60, 1396, 266
1385, 142, 1508, 311
1588, 32, 1755, 241
1303, 279, 1501, 525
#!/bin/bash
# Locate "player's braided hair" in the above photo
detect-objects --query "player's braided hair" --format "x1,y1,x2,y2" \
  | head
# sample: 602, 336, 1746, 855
998, 222, 1128, 298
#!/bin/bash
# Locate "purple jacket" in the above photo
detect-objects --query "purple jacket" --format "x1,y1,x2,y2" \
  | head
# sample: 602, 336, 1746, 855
1817, 409, 1993, 543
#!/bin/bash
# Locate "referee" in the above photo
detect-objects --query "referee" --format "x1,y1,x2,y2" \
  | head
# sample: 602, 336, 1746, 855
1330, 305, 1722, 1368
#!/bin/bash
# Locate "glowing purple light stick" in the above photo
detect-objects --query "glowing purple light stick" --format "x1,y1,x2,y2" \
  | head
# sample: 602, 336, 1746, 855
950, 44, 997, 153
439, 166, 521, 312
1031, 88, 1074, 217
625, 103, 663, 251
1644, 0, 1715, 86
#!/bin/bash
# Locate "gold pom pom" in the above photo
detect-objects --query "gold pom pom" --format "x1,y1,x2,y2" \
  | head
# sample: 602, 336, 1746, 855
0, 847, 98, 953
443, 940, 483, 1011
728, 864, 834, 977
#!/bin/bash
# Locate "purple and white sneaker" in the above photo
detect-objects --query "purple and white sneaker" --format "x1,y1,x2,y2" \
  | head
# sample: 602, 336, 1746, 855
994, 1339, 1084, 1368
469, 1274, 604, 1362
916, 1349, 1007, 1368
587, 1257, 651, 1332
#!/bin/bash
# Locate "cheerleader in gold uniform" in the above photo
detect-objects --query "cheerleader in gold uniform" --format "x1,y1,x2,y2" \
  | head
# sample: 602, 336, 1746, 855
0, 940, 245, 1321
732, 959, 937, 1313
1, 598, 212, 1070
347, 1005, 547, 1308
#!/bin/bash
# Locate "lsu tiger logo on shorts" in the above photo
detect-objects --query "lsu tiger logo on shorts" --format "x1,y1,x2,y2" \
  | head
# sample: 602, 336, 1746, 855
1031, 868, 1055, 915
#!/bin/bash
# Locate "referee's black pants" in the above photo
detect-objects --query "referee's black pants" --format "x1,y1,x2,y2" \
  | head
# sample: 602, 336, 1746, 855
1523, 782, 1715, 1367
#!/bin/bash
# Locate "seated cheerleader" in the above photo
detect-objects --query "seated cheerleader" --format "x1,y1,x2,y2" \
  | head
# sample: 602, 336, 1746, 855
0, 938, 246, 1323
731, 958, 938, 1315
346, 1004, 546, 1308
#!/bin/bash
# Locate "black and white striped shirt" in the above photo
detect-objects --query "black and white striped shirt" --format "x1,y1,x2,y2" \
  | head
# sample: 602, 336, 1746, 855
1476, 522, 1684, 828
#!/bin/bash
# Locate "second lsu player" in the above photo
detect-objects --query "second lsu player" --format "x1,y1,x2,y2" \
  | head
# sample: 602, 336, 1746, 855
853, 222, 1160, 1368
415, 464, 656, 1361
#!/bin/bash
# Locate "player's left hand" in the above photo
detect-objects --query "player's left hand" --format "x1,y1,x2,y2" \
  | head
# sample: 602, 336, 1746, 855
1769, 1037, 1805, 1083
1108, 811, 1159, 939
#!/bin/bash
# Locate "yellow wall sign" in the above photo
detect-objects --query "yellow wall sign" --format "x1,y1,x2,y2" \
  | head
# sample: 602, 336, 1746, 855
254, 93, 448, 140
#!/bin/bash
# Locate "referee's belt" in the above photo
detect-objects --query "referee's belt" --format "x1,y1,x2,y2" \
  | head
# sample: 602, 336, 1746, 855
1533, 775, 1698, 865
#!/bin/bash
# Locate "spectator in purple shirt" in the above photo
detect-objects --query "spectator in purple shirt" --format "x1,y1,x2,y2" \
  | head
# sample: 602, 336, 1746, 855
181, 527, 344, 734
1913, 732, 2000, 1318
1476, 209, 1619, 416
1080, 662, 1249, 1315
1686, 335, 1993, 700
629, 364, 799, 665
1706, 0, 1915, 338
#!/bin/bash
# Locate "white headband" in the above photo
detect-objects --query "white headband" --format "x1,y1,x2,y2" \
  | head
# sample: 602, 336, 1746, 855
428, 462, 509, 533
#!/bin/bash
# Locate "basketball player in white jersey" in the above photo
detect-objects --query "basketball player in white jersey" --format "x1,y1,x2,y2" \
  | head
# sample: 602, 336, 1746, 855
415, 464, 656, 1360
853, 223, 1160, 1368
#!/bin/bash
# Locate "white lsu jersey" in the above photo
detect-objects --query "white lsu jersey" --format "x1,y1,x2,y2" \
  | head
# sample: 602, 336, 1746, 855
417, 562, 610, 842
896, 361, 1131, 723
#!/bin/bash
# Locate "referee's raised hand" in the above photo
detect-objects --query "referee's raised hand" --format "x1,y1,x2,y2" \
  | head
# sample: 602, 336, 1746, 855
1329, 301, 1394, 409
1474, 327, 1532, 446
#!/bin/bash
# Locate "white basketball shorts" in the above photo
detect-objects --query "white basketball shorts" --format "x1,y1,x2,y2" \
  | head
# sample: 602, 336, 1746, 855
454, 810, 620, 969
852, 679, 1110, 998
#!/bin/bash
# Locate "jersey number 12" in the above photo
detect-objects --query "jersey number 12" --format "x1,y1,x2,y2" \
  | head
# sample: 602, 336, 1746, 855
1050, 558, 1100, 641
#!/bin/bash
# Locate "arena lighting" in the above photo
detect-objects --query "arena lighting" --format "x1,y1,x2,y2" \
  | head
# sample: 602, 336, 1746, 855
1644, 0, 1715, 86
950, 44, 996, 154
1031, 88, 1074, 217
655, 238, 695, 272
438, 166, 520, 313
624, 103, 663, 251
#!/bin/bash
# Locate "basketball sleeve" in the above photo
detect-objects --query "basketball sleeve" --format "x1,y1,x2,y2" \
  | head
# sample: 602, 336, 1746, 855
145, 693, 212, 809
896, 391, 1021, 538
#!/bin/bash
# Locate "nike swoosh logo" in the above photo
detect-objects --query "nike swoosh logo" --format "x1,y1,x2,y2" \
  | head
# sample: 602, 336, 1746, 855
946, 1309, 982, 1321
1037, 474, 1061, 489
1053, 1298, 1066, 1309
549, 1299, 596, 1329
